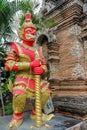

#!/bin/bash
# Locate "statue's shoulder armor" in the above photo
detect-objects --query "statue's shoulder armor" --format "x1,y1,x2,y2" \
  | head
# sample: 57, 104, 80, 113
10, 42, 20, 56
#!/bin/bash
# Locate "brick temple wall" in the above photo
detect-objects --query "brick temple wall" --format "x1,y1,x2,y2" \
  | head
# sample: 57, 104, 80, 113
43, 0, 87, 118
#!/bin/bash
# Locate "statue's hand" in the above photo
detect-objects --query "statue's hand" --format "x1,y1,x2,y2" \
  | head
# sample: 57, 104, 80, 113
30, 60, 41, 69
41, 59, 46, 65
33, 66, 44, 75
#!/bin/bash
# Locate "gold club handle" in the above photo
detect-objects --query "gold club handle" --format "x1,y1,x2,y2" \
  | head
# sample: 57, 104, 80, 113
35, 75, 42, 127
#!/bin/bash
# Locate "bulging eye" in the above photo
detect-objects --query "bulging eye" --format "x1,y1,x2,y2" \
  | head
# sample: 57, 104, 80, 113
24, 29, 31, 33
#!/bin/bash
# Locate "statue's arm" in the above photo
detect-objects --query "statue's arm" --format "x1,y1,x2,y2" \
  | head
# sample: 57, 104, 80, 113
5, 42, 41, 71
33, 47, 48, 75
5, 42, 30, 71
5, 50, 30, 71
39, 46, 48, 73
41, 58, 47, 72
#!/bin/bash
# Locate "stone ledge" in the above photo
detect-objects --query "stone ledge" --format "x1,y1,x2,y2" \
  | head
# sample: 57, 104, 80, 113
66, 122, 83, 130
0, 111, 82, 130
53, 96, 87, 117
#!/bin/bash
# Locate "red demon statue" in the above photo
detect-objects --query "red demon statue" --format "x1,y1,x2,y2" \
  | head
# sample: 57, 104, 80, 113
5, 11, 54, 129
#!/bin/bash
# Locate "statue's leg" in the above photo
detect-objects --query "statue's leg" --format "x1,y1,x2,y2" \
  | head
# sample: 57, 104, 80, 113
30, 90, 54, 121
41, 90, 55, 121
30, 90, 50, 120
8, 86, 27, 129
41, 90, 50, 109
29, 80, 54, 121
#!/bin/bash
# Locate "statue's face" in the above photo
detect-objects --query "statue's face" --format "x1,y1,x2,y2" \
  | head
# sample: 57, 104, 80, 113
22, 27, 36, 43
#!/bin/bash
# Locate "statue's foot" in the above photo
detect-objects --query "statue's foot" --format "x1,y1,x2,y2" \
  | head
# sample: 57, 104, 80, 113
8, 118, 23, 129
42, 113, 55, 121
30, 113, 55, 121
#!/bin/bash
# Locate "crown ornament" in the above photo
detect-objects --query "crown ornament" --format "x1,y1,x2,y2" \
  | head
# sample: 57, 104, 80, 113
18, 11, 36, 38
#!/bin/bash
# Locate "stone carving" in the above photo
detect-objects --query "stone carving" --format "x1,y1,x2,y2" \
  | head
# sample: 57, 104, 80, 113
83, 1, 87, 14
43, 0, 83, 20
49, 63, 56, 74
66, 0, 83, 7
69, 24, 81, 35
48, 30, 57, 43
71, 41, 83, 59
84, 41, 87, 49
36, 29, 57, 44
61, 0, 83, 12
44, 1, 55, 13
83, 17, 87, 24
72, 63, 85, 77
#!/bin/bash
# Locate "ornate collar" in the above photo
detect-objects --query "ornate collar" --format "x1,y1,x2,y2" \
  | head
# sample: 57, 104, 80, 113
21, 42, 36, 51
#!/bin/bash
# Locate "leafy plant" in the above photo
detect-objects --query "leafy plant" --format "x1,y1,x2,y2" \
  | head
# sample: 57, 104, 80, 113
0, 0, 18, 42
0, 0, 55, 42
4, 102, 13, 115
18, 0, 54, 30
2, 70, 16, 96
0, 42, 15, 114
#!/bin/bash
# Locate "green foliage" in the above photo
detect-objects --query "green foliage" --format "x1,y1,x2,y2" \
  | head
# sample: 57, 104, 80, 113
2, 70, 16, 96
19, 0, 41, 29
0, 46, 6, 59
44, 18, 55, 28
19, 0, 54, 30
0, 0, 18, 41
19, 0, 39, 14
0, 0, 55, 41
4, 102, 13, 115
0, 69, 15, 115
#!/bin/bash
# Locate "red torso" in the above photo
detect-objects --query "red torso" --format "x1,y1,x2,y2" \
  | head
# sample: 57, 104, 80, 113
10, 42, 36, 62
9, 42, 44, 93
5, 42, 49, 94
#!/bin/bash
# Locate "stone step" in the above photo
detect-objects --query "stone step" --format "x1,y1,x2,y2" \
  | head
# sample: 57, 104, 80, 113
0, 111, 83, 130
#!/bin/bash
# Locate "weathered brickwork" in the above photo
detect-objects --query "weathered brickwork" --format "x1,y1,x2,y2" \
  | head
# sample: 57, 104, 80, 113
42, 0, 87, 117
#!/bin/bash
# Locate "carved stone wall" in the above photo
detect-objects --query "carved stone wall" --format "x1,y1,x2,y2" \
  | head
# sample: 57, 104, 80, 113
56, 25, 85, 81
43, 0, 87, 118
